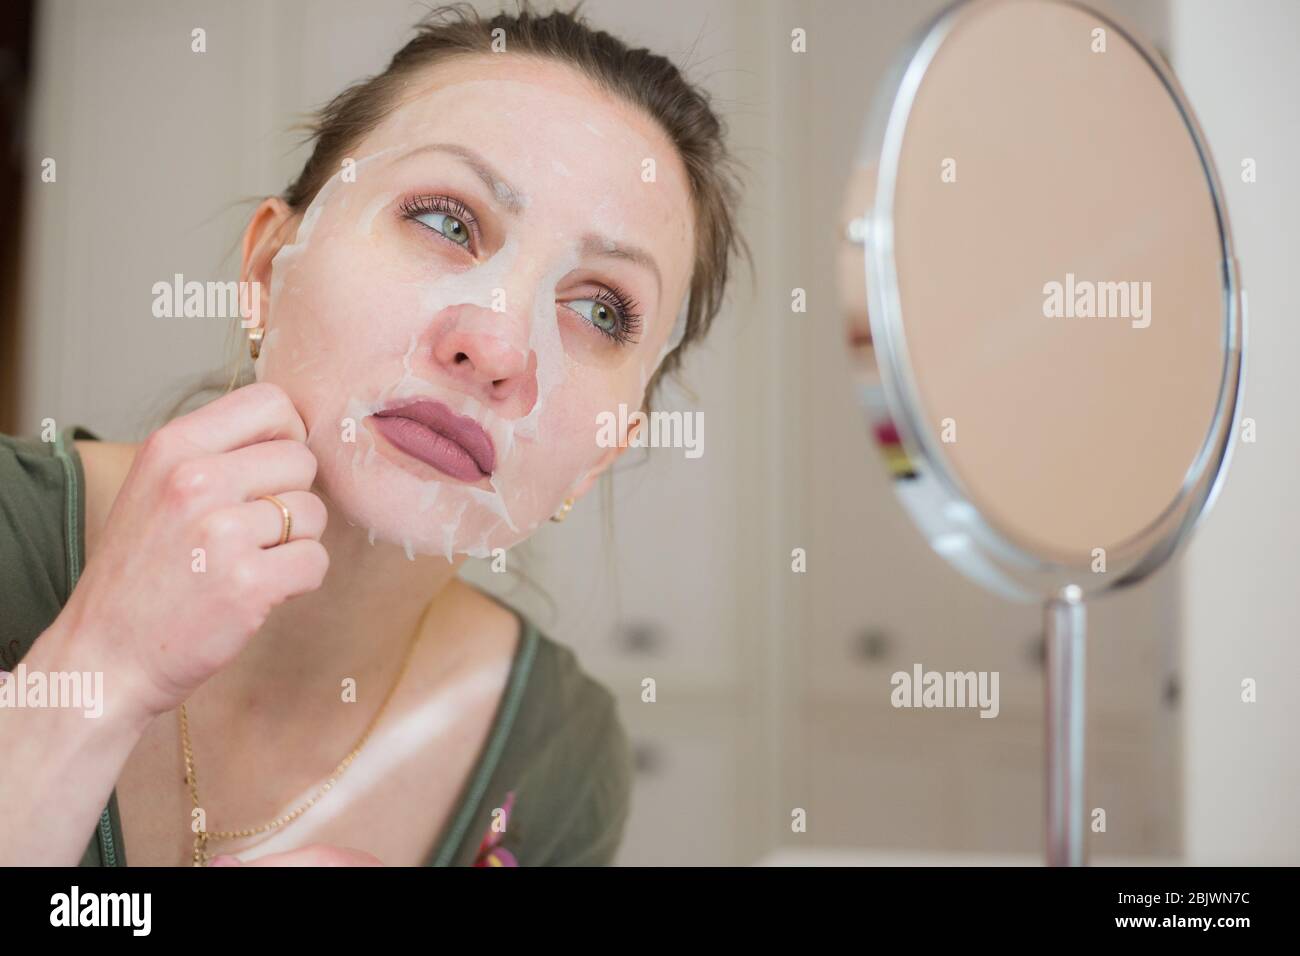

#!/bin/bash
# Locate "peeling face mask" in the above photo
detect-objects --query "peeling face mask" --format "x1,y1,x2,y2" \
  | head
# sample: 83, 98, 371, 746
253, 68, 695, 561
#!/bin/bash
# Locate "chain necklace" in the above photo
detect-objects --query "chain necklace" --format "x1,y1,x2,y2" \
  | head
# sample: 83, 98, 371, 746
180, 599, 433, 866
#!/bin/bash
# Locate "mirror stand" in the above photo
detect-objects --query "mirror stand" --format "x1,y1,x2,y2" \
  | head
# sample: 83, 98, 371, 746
1045, 585, 1086, 866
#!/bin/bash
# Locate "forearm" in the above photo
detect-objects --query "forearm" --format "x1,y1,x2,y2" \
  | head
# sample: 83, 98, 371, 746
0, 623, 151, 866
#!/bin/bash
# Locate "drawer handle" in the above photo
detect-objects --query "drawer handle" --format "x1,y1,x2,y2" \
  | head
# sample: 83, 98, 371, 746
617, 621, 665, 655
852, 628, 893, 662
1163, 674, 1180, 709
1026, 631, 1046, 669
632, 740, 664, 775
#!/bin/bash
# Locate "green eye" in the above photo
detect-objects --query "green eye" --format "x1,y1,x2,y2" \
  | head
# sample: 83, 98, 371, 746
567, 287, 643, 346
415, 211, 471, 247
401, 194, 479, 251
569, 298, 619, 334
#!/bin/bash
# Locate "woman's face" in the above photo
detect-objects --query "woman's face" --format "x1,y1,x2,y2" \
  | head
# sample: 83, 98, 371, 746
252, 55, 696, 560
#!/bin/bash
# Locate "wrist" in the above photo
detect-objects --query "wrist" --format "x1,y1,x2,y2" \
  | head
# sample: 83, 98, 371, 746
25, 618, 157, 740
0, 623, 151, 868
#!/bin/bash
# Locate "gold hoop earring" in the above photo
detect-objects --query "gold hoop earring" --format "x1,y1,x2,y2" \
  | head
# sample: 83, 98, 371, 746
550, 497, 575, 523
248, 326, 265, 360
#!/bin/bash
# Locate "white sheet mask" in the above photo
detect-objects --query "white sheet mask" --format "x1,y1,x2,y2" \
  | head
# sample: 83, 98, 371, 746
253, 74, 694, 562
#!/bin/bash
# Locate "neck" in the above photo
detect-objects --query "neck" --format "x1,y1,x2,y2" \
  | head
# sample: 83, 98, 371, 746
195, 489, 471, 724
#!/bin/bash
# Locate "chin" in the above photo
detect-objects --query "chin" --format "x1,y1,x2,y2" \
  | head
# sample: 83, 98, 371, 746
321, 463, 550, 562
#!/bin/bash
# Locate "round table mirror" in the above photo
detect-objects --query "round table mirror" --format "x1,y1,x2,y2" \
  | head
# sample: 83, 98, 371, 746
839, 0, 1244, 865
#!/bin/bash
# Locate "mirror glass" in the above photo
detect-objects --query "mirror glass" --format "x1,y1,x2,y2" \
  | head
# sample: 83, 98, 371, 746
842, 0, 1242, 600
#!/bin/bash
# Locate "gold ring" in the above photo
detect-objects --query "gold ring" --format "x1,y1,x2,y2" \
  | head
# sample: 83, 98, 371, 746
258, 494, 292, 546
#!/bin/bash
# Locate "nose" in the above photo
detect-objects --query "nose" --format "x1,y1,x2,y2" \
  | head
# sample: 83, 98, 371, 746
429, 301, 539, 408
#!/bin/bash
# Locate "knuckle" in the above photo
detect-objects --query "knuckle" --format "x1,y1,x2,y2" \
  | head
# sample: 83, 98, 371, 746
139, 426, 175, 467
246, 380, 286, 404
162, 459, 214, 508
237, 602, 269, 638
225, 591, 268, 636
273, 441, 315, 487
310, 542, 330, 581
292, 442, 319, 482
228, 559, 261, 595
290, 541, 330, 592
292, 541, 330, 588
253, 381, 294, 418
303, 493, 328, 532
196, 510, 242, 548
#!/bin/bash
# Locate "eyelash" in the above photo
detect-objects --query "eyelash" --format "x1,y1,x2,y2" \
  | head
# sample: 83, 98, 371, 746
399, 192, 644, 347
583, 286, 643, 346
400, 193, 480, 247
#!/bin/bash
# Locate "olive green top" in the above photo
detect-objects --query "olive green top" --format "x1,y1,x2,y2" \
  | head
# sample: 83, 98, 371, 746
0, 426, 632, 866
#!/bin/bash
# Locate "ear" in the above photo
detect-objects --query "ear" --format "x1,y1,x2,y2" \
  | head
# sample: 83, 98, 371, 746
239, 197, 296, 333
566, 416, 644, 503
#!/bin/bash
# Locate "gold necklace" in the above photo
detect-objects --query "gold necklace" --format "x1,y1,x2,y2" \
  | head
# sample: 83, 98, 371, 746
180, 599, 433, 866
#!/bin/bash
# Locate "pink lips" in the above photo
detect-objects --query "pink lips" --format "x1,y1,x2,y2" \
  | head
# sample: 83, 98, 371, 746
370, 399, 496, 482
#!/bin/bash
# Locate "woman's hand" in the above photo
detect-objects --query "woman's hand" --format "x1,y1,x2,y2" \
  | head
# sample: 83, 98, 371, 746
207, 844, 385, 867
50, 381, 330, 725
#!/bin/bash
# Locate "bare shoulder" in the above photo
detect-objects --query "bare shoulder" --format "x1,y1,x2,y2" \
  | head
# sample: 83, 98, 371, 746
74, 439, 141, 562
407, 577, 524, 693
448, 577, 524, 651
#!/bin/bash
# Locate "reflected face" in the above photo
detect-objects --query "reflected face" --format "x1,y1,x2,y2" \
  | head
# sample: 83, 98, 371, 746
255, 55, 695, 560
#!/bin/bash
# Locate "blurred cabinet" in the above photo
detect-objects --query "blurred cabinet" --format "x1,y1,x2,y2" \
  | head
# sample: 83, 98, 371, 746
613, 693, 744, 866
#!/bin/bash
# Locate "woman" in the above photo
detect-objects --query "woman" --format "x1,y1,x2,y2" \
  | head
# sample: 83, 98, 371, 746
0, 2, 746, 867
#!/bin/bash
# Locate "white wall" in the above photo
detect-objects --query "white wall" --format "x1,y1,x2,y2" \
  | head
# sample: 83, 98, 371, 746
1172, 0, 1300, 865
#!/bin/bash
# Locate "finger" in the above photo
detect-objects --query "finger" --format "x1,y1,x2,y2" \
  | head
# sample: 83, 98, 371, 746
220, 439, 319, 501
241, 491, 328, 548
169, 381, 307, 454
255, 538, 330, 602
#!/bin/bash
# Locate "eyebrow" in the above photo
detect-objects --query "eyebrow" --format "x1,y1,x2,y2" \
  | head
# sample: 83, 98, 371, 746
393, 142, 662, 296
579, 233, 662, 298
391, 142, 527, 215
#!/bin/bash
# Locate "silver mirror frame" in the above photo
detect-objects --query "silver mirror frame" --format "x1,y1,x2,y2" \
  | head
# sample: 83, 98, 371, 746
854, 0, 1245, 605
